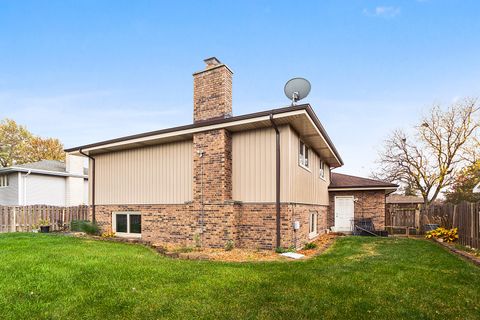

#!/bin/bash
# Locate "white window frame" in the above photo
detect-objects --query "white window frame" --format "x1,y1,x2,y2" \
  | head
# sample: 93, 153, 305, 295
309, 211, 318, 239
112, 211, 142, 238
0, 175, 8, 188
299, 139, 310, 170
319, 160, 326, 180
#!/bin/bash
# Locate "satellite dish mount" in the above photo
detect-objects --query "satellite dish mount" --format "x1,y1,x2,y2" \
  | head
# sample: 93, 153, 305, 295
284, 77, 311, 106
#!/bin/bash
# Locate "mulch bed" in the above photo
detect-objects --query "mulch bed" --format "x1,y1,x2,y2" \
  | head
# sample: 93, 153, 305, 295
433, 238, 480, 267
69, 232, 339, 262
167, 233, 339, 262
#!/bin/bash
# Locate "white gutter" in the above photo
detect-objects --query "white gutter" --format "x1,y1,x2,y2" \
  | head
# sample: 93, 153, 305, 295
0, 167, 87, 179
22, 169, 31, 205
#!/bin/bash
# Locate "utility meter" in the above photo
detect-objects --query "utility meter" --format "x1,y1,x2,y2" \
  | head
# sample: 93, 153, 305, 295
293, 221, 300, 230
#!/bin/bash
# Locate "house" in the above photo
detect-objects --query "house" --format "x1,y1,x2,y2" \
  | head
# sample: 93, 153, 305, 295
0, 155, 88, 206
66, 57, 397, 249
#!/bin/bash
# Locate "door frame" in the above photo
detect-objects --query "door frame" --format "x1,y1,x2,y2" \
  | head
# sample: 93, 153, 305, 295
334, 195, 355, 232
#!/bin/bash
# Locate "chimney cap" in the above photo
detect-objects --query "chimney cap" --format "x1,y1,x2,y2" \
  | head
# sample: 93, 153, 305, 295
204, 57, 222, 67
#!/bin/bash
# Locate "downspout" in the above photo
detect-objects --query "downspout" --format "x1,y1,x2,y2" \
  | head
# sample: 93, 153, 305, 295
197, 150, 205, 246
23, 169, 31, 205
79, 149, 95, 223
269, 114, 281, 249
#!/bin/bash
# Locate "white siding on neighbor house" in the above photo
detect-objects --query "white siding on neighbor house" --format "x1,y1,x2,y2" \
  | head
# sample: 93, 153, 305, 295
65, 176, 86, 206
91, 140, 193, 205
0, 172, 20, 205
23, 173, 67, 206
83, 179, 88, 205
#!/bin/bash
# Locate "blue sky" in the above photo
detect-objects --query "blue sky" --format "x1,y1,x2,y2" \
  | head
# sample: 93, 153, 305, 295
0, 0, 479, 176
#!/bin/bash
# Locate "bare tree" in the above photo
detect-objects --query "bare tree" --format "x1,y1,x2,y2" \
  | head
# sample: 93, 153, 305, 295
375, 98, 479, 214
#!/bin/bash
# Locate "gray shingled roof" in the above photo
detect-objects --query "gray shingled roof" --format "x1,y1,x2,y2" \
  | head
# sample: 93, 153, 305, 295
15, 160, 88, 175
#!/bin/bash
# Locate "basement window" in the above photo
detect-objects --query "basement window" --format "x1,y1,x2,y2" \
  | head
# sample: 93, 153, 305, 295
309, 211, 318, 238
112, 212, 141, 237
299, 140, 310, 169
0, 175, 8, 187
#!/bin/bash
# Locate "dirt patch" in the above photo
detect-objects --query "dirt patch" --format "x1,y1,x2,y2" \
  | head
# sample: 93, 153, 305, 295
347, 242, 380, 261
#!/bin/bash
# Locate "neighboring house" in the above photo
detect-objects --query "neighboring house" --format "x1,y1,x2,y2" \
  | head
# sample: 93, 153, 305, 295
386, 194, 424, 205
0, 155, 88, 206
66, 57, 397, 249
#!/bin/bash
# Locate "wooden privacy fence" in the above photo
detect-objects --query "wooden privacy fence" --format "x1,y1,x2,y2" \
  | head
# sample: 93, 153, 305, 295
425, 203, 455, 228
385, 203, 421, 235
454, 201, 480, 250
0, 205, 89, 233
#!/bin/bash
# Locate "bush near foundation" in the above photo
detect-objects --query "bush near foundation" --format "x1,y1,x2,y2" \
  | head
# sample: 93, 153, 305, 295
70, 220, 100, 235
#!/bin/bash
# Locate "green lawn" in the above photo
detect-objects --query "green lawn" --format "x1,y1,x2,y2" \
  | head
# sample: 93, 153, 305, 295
0, 234, 479, 320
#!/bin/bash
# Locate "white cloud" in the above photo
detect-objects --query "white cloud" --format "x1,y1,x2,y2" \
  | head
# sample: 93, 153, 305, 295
363, 6, 401, 18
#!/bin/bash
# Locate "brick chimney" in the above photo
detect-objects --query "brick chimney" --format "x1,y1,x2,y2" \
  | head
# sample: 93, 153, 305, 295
192, 58, 235, 247
193, 57, 233, 122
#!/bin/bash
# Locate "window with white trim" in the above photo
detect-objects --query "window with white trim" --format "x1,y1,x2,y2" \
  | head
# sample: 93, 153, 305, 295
112, 212, 141, 237
299, 140, 310, 169
309, 211, 318, 238
0, 175, 8, 187
319, 160, 326, 179
308, 211, 318, 237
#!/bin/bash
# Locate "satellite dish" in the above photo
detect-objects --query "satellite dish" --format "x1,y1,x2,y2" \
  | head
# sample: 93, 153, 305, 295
284, 77, 311, 105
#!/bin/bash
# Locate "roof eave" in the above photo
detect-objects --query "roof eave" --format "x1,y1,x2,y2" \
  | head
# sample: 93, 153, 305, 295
0, 167, 87, 179
65, 104, 344, 167
329, 186, 398, 193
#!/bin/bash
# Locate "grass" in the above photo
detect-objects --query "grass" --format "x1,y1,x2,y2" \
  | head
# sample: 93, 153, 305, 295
0, 234, 479, 320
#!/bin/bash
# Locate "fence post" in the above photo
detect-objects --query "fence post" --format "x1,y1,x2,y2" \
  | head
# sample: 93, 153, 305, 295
11, 207, 16, 232
415, 206, 420, 231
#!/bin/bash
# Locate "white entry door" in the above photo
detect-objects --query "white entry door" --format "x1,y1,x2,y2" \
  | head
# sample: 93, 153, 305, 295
334, 196, 354, 232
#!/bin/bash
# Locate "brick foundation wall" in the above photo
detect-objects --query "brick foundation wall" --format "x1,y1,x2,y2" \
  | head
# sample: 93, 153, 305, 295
94, 202, 328, 250
328, 190, 387, 230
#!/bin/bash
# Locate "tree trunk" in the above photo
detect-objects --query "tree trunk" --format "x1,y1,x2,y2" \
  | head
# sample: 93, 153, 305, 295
421, 200, 430, 233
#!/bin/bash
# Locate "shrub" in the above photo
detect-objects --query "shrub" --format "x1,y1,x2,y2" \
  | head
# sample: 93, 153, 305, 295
224, 240, 234, 251
70, 220, 100, 235
275, 247, 286, 253
38, 219, 50, 226
275, 246, 296, 254
425, 227, 458, 243
303, 242, 318, 250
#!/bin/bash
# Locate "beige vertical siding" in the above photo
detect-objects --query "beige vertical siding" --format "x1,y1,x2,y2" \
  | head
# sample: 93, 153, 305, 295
87, 125, 328, 205
232, 125, 330, 205
289, 129, 330, 205
232, 126, 291, 202
91, 140, 193, 205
